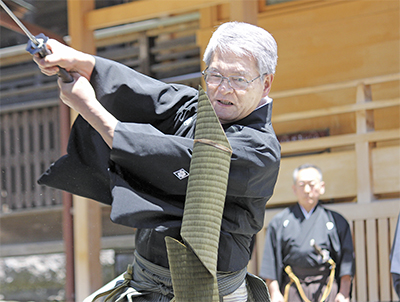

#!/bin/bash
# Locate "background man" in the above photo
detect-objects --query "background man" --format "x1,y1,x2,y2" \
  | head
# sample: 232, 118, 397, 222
260, 164, 355, 302
34, 22, 281, 301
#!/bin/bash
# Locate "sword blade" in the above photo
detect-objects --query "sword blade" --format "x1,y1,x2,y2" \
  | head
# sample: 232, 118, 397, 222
0, 0, 39, 45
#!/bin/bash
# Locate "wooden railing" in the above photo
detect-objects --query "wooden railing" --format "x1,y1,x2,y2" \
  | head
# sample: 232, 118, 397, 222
268, 73, 400, 206
0, 105, 62, 212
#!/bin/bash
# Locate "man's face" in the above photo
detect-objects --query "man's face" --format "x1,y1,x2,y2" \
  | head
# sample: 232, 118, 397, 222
292, 168, 325, 212
205, 50, 273, 124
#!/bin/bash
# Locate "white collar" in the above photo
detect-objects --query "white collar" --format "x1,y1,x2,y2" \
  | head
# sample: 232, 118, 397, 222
299, 204, 315, 220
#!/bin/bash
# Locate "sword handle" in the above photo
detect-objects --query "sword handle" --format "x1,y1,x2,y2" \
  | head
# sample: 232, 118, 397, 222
27, 34, 74, 83
40, 44, 74, 83
56, 67, 74, 83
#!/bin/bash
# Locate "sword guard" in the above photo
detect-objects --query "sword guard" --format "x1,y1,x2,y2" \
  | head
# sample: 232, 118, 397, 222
26, 33, 74, 83
26, 33, 50, 57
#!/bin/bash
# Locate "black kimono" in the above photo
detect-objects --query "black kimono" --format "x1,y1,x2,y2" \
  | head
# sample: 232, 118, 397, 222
39, 56, 281, 273
259, 203, 355, 297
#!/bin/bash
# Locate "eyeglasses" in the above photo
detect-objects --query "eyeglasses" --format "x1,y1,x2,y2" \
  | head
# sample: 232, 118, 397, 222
202, 68, 262, 91
297, 181, 319, 188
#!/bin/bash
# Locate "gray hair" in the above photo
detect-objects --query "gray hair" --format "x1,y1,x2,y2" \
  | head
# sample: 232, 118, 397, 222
292, 164, 323, 184
203, 21, 278, 75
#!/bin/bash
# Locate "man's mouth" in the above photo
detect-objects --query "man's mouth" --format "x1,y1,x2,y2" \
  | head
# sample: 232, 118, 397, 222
217, 99, 233, 105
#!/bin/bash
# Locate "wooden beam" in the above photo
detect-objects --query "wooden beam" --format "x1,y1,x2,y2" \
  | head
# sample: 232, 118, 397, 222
86, 0, 229, 30
272, 97, 400, 123
0, 235, 135, 257
259, 0, 344, 17
0, 240, 65, 257
269, 73, 400, 99
0, 45, 32, 66
264, 199, 400, 224
229, 0, 258, 24
280, 128, 400, 154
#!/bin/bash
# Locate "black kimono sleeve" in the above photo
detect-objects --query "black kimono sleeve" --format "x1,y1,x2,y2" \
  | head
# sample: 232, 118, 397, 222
38, 56, 198, 206
330, 211, 356, 279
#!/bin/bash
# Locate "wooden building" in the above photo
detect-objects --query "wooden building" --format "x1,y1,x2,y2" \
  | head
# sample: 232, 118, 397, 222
0, 0, 399, 301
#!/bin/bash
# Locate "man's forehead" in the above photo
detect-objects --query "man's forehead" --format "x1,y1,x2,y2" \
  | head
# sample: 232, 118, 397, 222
209, 50, 257, 71
296, 168, 321, 181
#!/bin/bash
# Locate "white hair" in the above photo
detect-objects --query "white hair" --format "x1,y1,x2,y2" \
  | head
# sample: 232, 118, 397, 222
292, 164, 323, 184
203, 22, 278, 75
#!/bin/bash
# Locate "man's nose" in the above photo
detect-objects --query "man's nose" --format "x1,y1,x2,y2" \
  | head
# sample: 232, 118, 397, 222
219, 78, 234, 92
304, 184, 312, 192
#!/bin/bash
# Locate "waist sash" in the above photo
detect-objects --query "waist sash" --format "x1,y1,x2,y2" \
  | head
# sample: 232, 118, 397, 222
91, 251, 247, 302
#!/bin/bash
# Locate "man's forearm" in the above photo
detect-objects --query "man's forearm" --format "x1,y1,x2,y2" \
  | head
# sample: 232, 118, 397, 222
73, 51, 96, 80
393, 273, 400, 298
265, 279, 284, 302
338, 275, 352, 299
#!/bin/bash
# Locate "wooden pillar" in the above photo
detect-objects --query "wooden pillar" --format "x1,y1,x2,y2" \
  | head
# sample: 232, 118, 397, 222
197, 6, 219, 73
67, 0, 96, 53
66, 0, 102, 301
73, 196, 102, 301
138, 33, 155, 77
229, 0, 258, 24
197, 0, 259, 71
355, 83, 374, 203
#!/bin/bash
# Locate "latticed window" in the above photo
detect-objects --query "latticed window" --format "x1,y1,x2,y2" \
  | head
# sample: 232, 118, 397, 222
0, 107, 62, 213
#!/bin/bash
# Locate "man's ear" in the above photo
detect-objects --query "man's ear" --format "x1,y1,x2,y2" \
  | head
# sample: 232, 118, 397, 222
319, 181, 326, 195
262, 74, 274, 98
292, 184, 297, 195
